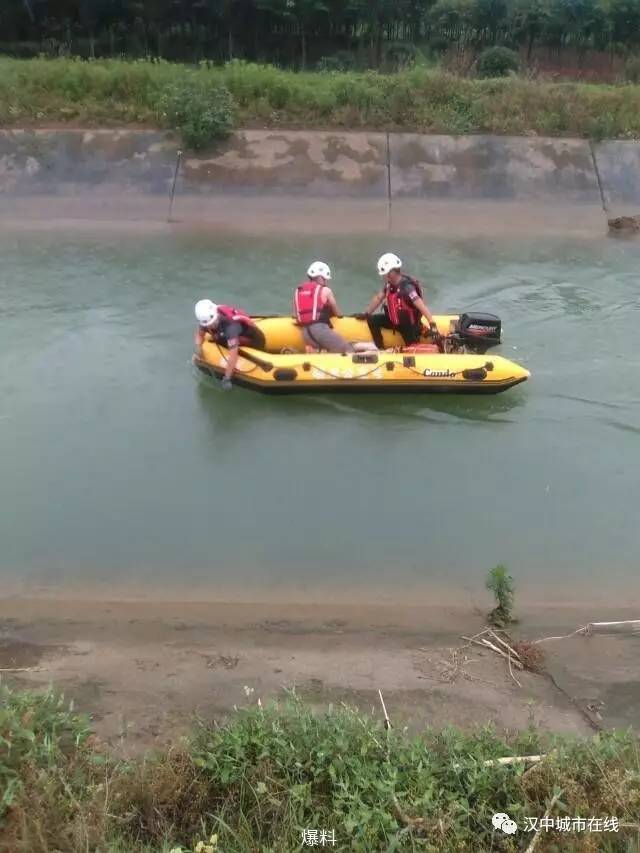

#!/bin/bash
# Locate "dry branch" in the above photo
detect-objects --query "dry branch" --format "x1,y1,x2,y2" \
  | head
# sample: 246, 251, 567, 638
535, 619, 640, 644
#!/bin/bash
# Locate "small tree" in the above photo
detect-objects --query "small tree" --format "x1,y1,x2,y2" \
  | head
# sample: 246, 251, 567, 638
486, 564, 515, 626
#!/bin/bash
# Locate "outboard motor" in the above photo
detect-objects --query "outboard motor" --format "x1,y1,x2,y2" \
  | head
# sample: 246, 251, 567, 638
458, 312, 501, 354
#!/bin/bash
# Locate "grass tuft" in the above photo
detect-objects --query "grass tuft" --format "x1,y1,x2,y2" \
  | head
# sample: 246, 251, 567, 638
2, 685, 640, 851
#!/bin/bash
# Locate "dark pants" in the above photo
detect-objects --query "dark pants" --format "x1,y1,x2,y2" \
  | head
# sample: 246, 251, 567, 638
243, 326, 266, 351
366, 314, 422, 348
218, 322, 266, 351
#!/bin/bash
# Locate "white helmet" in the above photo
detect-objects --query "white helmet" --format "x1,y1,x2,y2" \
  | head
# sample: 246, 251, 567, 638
377, 252, 402, 276
307, 261, 332, 280
195, 299, 218, 328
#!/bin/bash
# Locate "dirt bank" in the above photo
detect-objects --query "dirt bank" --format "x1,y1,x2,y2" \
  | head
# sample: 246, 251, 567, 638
1, 597, 636, 756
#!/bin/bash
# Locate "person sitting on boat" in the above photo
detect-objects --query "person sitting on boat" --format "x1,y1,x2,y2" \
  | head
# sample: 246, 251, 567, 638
360, 253, 441, 349
194, 299, 266, 390
293, 262, 355, 354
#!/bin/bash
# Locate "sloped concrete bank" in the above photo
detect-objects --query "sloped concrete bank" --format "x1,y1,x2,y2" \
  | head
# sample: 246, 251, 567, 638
1, 128, 638, 235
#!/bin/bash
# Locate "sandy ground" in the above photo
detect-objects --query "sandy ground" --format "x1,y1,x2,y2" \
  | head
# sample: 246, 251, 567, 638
1, 597, 637, 756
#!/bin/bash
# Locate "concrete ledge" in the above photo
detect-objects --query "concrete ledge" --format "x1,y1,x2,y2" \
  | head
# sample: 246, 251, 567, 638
0, 128, 626, 236
180, 130, 388, 197
593, 140, 640, 207
389, 134, 600, 202
0, 129, 177, 195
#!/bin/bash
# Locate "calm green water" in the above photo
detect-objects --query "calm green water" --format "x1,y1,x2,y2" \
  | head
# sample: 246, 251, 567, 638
1, 232, 639, 602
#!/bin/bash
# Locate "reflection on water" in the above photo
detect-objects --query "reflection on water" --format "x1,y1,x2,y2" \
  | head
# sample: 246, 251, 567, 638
1, 232, 640, 603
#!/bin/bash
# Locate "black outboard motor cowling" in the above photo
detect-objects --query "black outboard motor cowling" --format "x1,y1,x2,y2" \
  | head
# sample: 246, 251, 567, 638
458, 312, 501, 353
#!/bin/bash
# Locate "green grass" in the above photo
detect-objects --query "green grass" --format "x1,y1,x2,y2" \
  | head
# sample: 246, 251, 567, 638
2, 57, 640, 143
2, 684, 640, 851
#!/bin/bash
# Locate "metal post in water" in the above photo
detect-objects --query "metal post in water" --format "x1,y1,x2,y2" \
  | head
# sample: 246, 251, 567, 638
167, 149, 183, 223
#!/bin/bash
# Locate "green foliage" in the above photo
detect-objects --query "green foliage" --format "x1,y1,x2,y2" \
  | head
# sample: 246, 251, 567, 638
3, 57, 640, 139
2, 685, 640, 851
3, 0, 640, 73
477, 45, 520, 77
0, 685, 91, 816
159, 79, 235, 149
486, 563, 515, 625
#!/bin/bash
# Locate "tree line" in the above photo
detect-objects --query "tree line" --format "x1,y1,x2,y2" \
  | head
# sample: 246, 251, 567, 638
2, 0, 640, 69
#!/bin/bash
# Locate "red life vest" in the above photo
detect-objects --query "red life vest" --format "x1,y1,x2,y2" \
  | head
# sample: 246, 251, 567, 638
294, 281, 331, 326
384, 276, 423, 327
212, 304, 256, 346
217, 304, 255, 327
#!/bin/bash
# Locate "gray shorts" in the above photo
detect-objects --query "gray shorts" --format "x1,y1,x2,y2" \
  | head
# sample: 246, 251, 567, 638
302, 323, 354, 353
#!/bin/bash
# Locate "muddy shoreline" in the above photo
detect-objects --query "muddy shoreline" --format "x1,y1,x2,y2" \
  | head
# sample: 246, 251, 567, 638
0, 197, 612, 237
1, 597, 637, 756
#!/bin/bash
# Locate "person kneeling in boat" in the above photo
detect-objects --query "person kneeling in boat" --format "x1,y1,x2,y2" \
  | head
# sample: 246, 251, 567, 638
360, 253, 441, 349
194, 299, 266, 390
293, 262, 355, 354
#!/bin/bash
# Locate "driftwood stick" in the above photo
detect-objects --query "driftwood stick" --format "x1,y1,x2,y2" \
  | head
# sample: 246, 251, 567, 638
0, 667, 42, 673
378, 689, 391, 730
525, 793, 560, 853
533, 628, 586, 643
535, 619, 640, 643
588, 620, 640, 633
462, 636, 524, 670
487, 629, 522, 662
454, 754, 545, 770
507, 648, 522, 688
467, 628, 492, 643
485, 755, 544, 767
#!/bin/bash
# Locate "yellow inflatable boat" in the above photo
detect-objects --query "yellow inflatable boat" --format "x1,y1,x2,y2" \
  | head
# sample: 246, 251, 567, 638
193, 313, 530, 395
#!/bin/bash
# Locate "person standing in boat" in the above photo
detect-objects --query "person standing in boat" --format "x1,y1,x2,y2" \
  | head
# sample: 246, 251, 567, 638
293, 262, 355, 354
194, 299, 266, 390
361, 253, 441, 349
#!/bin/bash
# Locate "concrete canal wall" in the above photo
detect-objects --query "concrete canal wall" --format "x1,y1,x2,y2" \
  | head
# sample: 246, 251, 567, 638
1, 128, 639, 234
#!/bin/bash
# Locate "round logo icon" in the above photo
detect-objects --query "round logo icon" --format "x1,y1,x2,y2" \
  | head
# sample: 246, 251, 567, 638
492, 813, 518, 834
492, 813, 509, 830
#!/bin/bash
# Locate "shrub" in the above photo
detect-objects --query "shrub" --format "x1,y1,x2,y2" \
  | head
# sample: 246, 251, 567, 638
486, 563, 515, 626
477, 46, 520, 78
159, 79, 235, 150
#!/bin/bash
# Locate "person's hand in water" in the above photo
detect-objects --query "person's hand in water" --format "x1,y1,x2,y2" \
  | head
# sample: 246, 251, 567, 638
221, 377, 233, 391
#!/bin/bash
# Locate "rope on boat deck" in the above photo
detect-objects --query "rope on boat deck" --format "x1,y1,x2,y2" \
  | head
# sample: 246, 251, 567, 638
215, 342, 492, 382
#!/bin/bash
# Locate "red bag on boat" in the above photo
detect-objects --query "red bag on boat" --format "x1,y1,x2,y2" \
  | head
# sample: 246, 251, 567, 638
402, 343, 441, 354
